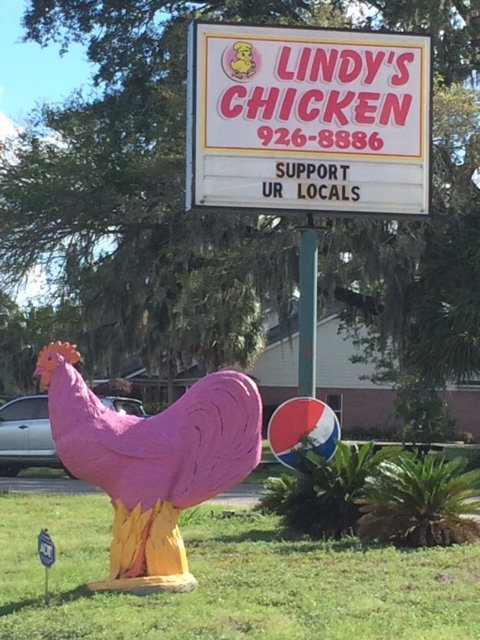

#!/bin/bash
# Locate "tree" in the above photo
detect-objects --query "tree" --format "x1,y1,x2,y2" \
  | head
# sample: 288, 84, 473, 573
0, 292, 34, 394
2, 1, 338, 378
0, 294, 87, 394
361, 0, 480, 85
337, 76, 480, 438
0, 0, 479, 400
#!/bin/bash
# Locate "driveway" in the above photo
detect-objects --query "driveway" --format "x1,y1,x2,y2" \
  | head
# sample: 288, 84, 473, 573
0, 477, 263, 508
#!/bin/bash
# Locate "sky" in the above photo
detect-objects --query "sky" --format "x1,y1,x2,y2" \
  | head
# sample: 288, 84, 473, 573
0, 3, 96, 304
0, 2, 93, 135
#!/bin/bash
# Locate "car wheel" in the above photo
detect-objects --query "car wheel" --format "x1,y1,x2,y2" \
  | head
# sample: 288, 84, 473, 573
63, 466, 78, 479
0, 465, 20, 477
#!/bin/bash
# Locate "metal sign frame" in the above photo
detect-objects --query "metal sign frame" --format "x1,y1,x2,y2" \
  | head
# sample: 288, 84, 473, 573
186, 21, 432, 220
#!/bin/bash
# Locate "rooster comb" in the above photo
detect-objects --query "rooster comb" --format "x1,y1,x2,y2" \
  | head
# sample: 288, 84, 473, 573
38, 341, 81, 364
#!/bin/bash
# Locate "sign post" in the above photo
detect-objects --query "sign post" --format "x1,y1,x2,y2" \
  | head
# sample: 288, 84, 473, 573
38, 529, 56, 603
298, 219, 318, 397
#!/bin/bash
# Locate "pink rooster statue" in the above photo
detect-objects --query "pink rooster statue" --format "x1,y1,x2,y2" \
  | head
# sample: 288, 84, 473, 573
34, 342, 262, 593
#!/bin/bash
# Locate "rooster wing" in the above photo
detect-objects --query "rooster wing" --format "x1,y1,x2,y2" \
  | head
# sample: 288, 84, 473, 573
92, 370, 262, 509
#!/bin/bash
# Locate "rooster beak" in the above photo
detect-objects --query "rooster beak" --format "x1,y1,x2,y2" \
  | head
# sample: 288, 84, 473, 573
34, 366, 50, 388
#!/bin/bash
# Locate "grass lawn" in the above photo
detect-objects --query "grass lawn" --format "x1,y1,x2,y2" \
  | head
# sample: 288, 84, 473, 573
1, 493, 480, 639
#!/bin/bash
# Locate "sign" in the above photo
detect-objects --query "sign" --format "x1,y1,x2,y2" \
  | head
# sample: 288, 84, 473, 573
268, 397, 341, 470
186, 22, 432, 218
38, 529, 56, 568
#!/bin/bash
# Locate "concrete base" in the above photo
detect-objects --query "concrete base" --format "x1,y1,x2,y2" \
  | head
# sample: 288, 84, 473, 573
87, 573, 197, 595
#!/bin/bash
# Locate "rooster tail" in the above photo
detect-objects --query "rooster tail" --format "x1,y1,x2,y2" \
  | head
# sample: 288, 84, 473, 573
169, 370, 263, 508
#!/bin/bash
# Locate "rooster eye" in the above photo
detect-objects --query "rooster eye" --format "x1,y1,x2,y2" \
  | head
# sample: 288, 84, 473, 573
47, 356, 52, 361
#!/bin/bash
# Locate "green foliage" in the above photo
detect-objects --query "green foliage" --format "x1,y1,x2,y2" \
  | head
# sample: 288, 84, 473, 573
258, 473, 298, 515
336, 76, 480, 398
0, 291, 35, 393
343, 425, 404, 442
0, 7, 295, 377
357, 455, 480, 547
142, 401, 168, 415
352, 1, 480, 85
279, 442, 402, 539
1, 0, 480, 391
457, 430, 475, 444
394, 375, 456, 443
461, 448, 480, 469
0, 293, 90, 394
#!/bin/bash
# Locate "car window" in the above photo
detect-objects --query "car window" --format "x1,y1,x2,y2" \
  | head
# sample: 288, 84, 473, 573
36, 397, 49, 419
113, 400, 145, 416
0, 397, 47, 421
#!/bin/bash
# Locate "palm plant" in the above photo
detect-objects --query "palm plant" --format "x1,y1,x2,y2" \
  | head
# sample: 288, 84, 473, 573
281, 442, 402, 539
258, 473, 298, 516
357, 455, 480, 547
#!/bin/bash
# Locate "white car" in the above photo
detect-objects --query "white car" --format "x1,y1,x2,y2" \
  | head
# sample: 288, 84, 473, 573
0, 394, 146, 477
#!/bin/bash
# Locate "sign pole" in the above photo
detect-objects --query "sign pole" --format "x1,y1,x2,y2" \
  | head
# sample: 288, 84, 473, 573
38, 529, 56, 604
298, 215, 318, 398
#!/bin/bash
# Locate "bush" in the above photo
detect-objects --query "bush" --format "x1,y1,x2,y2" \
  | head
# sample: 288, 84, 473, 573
142, 401, 168, 415
258, 474, 298, 515
457, 430, 475, 444
395, 378, 455, 443
262, 442, 402, 540
343, 426, 403, 442
357, 455, 480, 547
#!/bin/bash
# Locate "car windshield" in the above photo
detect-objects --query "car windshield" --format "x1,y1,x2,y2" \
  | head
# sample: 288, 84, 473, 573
112, 400, 145, 416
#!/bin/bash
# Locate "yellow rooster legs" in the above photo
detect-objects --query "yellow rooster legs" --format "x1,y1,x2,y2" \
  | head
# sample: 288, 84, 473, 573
87, 499, 196, 594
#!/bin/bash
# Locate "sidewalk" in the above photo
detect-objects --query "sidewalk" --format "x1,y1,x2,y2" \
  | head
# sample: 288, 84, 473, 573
0, 477, 263, 508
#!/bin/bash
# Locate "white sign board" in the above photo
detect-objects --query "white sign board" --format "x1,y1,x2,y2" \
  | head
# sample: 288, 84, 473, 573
186, 22, 431, 218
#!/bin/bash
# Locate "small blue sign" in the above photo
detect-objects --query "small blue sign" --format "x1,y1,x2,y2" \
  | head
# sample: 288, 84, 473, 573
38, 529, 56, 568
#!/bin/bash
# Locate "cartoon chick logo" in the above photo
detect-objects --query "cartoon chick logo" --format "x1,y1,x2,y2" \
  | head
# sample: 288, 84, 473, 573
222, 41, 260, 82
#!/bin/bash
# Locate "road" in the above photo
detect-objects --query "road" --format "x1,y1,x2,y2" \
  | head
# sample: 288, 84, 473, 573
0, 477, 263, 508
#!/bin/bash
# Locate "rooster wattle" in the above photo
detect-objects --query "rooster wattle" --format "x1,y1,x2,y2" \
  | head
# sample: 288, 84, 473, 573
35, 341, 263, 592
